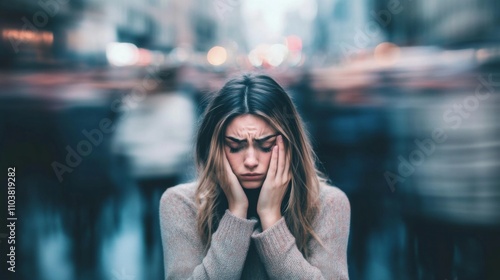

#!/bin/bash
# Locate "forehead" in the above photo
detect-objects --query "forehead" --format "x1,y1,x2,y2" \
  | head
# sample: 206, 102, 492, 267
225, 114, 275, 135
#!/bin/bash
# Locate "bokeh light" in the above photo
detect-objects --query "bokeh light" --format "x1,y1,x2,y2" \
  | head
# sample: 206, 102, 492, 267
106, 43, 139, 67
207, 46, 227, 66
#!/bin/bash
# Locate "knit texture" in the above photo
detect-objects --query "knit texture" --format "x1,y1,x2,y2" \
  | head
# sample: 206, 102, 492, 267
159, 181, 350, 279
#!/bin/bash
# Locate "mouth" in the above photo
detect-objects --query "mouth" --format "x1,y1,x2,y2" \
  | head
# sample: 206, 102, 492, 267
240, 173, 264, 181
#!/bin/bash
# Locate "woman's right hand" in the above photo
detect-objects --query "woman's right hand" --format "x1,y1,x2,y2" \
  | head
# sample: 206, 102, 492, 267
221, 150, 248, 219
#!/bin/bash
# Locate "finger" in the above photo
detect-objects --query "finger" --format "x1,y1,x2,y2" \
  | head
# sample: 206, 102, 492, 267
223, 150, 230, 169
283, 147, 291, 184
222, 150, 229, 174
222, 149, 233, 170
222, 150, 235, 183
220, 151, 229, 184
276, 135, 286, 181
267, 144, 278, 181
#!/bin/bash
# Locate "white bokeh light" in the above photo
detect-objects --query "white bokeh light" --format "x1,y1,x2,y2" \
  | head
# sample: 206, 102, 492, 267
106, 42, 139, 67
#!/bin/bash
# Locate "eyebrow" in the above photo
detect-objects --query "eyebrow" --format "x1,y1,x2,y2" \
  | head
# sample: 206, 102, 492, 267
225, 134, 279, 144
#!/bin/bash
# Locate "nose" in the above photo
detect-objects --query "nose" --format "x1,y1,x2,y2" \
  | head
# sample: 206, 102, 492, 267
243, 147, 258, 169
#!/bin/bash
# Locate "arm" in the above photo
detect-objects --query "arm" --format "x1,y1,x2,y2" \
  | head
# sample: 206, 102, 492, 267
159, 188, 257, 280
251, 188, 351, 280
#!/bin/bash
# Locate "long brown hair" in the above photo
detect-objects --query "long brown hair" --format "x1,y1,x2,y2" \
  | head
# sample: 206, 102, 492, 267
194, 73, 327, 258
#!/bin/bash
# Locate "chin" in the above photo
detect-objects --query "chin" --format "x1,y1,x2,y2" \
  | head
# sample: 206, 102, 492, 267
241, 181, 262, 189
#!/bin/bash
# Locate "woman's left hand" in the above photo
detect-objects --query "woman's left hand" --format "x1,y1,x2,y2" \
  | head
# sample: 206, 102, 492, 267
257, 135, 291, 230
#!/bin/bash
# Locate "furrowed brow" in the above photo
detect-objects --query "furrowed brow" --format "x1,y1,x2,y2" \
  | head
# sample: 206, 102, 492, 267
225, 134, 279, 144
255, 134, 279, 143
225, 136, 246, 143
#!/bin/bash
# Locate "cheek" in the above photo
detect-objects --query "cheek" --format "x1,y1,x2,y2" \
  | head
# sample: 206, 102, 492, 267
261, 152, 273, 169
224, 147, 240, 168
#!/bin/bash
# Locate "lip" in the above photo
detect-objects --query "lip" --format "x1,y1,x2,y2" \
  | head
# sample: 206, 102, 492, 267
240, 174, 264, 181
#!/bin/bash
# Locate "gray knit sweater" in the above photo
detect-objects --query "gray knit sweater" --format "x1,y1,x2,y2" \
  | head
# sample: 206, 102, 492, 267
159, 181, 350, 279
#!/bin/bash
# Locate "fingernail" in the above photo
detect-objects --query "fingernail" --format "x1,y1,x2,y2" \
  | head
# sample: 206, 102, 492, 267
279, 135, 283, 142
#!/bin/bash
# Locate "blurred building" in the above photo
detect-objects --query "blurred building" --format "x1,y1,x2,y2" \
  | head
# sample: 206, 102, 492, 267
374, 0, 500, 46
313, 0, 384, 64
311, 0, 500, 64
0, 0, 72, 67
0, 0, 249, 68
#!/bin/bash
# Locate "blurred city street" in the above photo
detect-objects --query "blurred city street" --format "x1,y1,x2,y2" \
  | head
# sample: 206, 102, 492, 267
1, 0, 500, 279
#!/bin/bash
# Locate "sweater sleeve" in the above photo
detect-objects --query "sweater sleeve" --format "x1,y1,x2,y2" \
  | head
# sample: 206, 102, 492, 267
159, 187, 258, 280
251, 187, 351, 280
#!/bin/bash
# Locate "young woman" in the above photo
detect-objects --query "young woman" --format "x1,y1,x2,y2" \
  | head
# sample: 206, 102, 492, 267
159, 74, 350, 279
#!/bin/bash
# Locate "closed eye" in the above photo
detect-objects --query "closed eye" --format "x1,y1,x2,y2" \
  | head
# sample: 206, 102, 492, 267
226, 144, 274, 153
229, 146, 243, 153
260, 138, 277, 153
260, 146, 273, 153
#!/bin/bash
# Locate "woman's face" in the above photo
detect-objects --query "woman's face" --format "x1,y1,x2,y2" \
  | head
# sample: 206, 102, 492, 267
224, 114, 278, 189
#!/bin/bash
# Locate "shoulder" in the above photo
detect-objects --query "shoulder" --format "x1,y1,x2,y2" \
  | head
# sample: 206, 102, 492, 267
317, 183, 351, 216
161, 181, 197, 200
311, 183, 351, 235
160, 181, 198, 213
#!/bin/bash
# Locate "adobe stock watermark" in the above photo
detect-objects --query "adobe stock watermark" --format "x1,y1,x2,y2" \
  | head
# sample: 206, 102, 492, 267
51, 66, 163, 182
339, 0, 412, 62
213, 0, 239, 21
384, 74, 499, 192
8, 0, 69, 53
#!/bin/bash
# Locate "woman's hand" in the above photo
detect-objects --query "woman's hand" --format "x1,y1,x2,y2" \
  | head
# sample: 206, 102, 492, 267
257, 135, 291, 230
221, 150, 248, 219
